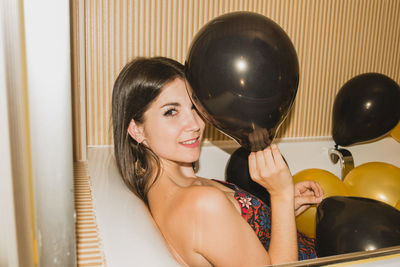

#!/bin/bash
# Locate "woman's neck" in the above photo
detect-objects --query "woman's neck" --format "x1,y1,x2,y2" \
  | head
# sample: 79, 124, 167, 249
147, 160, 199, 213
161, 160, 197, 185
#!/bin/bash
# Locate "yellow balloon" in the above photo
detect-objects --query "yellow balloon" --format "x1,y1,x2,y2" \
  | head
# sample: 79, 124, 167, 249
396, 200, 400, 211
293, 169, 348, 238
391, 122, 400, 143
344, 162, 400, 208
294, 207, 316, 238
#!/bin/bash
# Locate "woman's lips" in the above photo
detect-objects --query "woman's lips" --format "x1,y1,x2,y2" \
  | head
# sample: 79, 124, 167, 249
180, 137, 200, 148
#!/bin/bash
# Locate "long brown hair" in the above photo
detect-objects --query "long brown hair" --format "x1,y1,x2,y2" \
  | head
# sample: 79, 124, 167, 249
112, 57, 185, 206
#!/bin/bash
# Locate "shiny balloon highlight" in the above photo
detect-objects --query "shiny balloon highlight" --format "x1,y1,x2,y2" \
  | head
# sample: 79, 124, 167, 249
343, 162, 400, 209
185, 12, 299, 151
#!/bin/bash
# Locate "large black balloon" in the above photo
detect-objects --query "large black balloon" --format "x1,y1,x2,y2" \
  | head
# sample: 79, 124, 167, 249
185, 12, 299, 151
225, 147, 270, 206
316, 196, 400, 257
332, 73, 400, 146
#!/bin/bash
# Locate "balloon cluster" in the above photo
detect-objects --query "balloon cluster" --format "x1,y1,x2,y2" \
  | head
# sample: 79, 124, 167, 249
185, 11, 299, 151
186, 11, 400, 258
225, 153, 400, 256
293, 164, 400, 257
317, 73, 400, 255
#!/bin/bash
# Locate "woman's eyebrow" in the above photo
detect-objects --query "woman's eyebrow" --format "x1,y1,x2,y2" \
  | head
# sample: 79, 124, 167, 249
161, 102, 180, 108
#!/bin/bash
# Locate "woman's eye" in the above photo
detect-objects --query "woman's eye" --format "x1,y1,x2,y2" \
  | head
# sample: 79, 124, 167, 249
164, 108, 177, 116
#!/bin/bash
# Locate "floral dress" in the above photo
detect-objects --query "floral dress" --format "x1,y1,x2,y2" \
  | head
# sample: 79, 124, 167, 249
214, 179, 317, 260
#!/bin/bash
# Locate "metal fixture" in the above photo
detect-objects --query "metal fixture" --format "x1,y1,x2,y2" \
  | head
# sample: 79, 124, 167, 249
328, 147, 355, 180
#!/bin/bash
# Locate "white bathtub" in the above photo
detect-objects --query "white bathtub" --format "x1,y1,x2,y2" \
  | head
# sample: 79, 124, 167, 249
87, 136, 400, 266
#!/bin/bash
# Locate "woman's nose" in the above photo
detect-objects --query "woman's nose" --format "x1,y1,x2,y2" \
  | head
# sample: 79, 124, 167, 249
185, 110, 203, 132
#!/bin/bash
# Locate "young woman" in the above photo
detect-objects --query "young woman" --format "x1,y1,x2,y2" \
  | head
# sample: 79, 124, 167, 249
112, 57, 324, 266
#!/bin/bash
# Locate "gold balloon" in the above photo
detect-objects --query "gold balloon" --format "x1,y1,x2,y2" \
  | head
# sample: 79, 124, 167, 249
293, 169, 348, 238
391, 122, 400, 143
344, 162, 400, 208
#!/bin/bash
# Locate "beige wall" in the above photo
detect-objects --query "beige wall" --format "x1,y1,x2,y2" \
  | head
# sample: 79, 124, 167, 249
71, 0, 400, 160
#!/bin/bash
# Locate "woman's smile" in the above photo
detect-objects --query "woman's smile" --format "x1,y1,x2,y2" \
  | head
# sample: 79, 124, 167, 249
180, 137, 200, 148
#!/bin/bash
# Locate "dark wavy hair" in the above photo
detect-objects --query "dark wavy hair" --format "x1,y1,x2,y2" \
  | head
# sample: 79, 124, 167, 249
112, 57, 185, 206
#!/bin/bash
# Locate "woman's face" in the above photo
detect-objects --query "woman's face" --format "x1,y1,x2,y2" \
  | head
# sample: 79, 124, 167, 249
139, 78, 205, 164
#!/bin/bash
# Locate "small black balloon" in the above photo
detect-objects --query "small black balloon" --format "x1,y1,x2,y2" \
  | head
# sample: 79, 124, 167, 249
185, 12, 299, 151
332, 73, 400, 146
225, 147, 270, 206
316, 196, 400, 257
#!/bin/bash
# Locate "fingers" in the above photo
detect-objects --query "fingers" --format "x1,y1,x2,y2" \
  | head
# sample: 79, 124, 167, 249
294, 181, 325, 216
249, 148, 272, 185
312, 181, 324, 198
248, 144, 294, 197
249, 145, 276, 180
262, 146, 274, 172
315, 182, 324, 198
270, 144, 286, 169
296, 195, 322, 206
297, 189, 316, 196
294, 181, 311, 195
294, 193, 324, 216
294, 181, 324, 199
302, 181, 324, 198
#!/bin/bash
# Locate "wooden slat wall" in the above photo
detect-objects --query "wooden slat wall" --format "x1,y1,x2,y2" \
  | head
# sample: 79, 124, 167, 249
71, 0, 400, 149
73, 162, 105, 266
71, 0, 88, 162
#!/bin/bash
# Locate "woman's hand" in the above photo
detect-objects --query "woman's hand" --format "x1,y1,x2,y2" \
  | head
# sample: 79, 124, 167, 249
294, 181, 324, 216
248, 144, 294, 198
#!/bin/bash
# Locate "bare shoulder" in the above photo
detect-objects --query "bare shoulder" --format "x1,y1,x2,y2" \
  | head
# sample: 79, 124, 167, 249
161, 185, 237, 265
171, 185, 232, 218
167, 184, 270, 266
163, 185, 235, 238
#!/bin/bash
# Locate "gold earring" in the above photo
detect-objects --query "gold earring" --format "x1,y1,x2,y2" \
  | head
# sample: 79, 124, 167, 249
135, 160, 146, 176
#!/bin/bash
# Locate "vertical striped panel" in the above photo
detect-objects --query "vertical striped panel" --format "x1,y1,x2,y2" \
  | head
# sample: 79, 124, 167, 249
73, 161, 105, 266
71, 0, 87, 161
1, 0, 37, 265
74, 0, 400, 146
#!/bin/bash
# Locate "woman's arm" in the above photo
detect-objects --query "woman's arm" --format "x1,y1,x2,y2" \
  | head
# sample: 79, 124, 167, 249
248, 144, 298, 263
